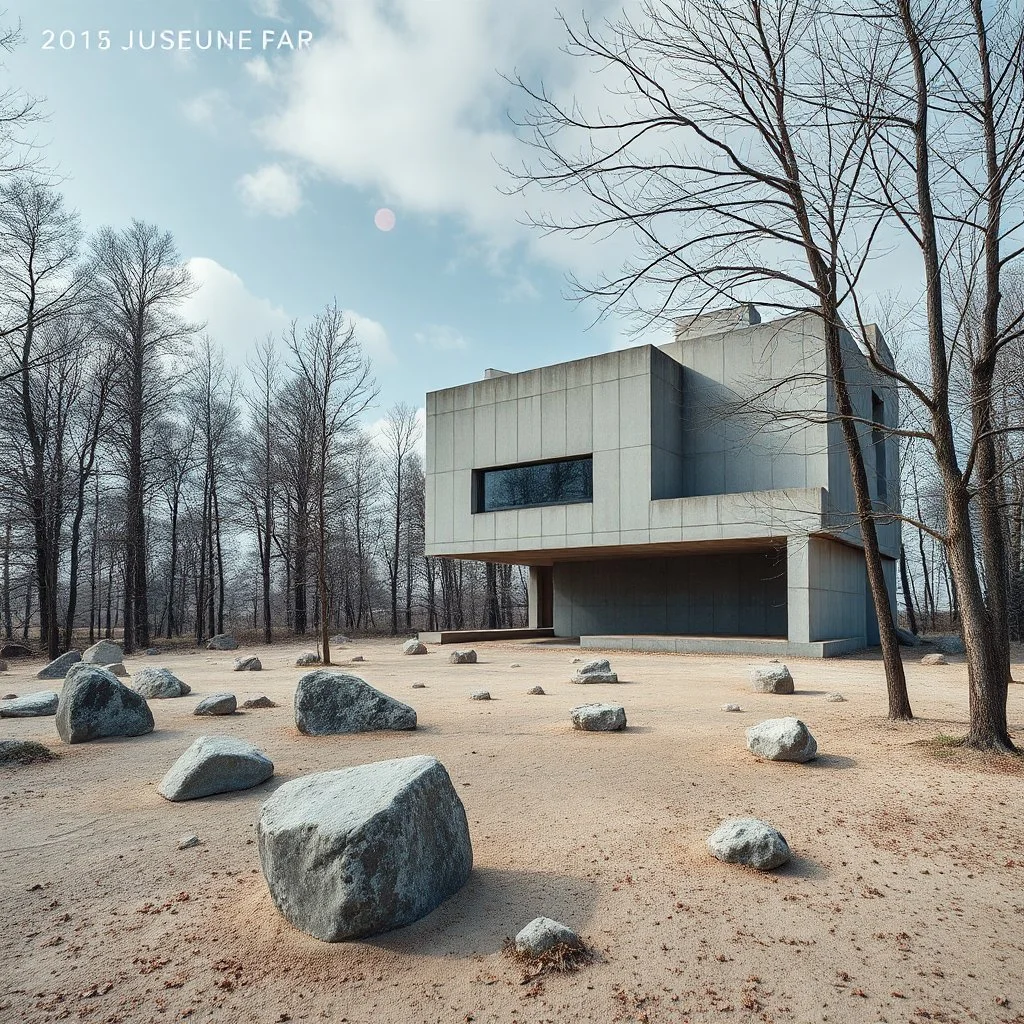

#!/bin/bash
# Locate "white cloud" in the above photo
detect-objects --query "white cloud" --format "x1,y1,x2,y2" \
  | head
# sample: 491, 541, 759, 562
244, 57, 275, 85
182, 90, 231, 128
350, 311, 395, 365
367, 406, 427, 462
251, 0, 287, 19
414, 324, 468, 351
236, 164, 303, 217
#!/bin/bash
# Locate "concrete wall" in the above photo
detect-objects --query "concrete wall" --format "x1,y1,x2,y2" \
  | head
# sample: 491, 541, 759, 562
552, 549, 788, 638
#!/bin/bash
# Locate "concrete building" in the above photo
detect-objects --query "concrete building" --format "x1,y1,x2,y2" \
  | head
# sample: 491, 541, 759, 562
423, 305, 900, 657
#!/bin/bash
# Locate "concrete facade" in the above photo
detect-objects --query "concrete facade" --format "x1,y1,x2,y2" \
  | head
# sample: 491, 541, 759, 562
424, 306, 900, 656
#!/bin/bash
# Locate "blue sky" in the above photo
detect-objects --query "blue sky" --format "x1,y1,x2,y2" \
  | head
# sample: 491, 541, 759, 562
6, 0, 635, 422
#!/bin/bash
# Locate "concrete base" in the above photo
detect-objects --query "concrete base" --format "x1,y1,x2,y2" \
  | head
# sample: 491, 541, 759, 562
417, 628, 556, 645
580, 634, 866, 658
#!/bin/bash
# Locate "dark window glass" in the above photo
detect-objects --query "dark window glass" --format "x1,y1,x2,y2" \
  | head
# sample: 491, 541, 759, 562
872, 391, 888, 503
476, 456, 593, 512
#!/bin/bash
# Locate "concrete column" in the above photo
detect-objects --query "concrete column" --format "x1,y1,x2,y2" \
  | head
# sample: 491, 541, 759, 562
528, 566, 553, 629
786, 537, 812, 643
528, 566, 541, 629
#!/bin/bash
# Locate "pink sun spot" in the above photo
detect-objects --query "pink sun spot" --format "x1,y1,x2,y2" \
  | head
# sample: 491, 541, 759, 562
374, 208, 396, 232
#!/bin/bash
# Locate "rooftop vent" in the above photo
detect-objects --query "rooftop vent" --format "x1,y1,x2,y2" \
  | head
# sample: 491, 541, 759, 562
674, 303, 761, 342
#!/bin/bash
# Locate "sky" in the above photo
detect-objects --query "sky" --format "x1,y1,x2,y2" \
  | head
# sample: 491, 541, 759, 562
3, 0, 651, 430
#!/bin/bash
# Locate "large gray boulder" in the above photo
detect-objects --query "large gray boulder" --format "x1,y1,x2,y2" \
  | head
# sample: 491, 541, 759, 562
749, 663, 795, 694
133, 667, 190, 699
571, 703, 627, 731
933, 635, 965, 655
402, 639, 427, 655
449, 649, 477, 665
55, 665, 154, 744
207, 634, 238, 651
257, 754, 472, 941
157, 736, 274, 801
295, 651, 321, 667
571, 658, 619, 684
36, 651, 82, 680
896, 627, 922, 647
233, 656, 262, 672
82, 639, 123, 666
707, 818, 791, 870
194, 692, 237, 716
745, 717, 817, 762
0, 690, 59, 718
921, 653, 948, 666
294, 671, 416, 735
514, 917, 582, 956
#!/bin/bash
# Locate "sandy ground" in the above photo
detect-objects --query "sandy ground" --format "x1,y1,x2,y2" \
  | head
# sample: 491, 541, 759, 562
1, 638, 1024, 1024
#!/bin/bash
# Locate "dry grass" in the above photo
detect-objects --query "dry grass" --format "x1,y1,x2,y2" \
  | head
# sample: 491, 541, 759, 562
502, 937, 597, 980
913, 733, 1024, 773
0, 739, 59, 765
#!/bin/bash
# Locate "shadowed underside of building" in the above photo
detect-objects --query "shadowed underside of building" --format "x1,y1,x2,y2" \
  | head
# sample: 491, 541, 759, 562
423, 305, 901, 657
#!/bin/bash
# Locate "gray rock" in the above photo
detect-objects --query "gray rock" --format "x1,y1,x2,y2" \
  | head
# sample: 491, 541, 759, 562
449, 649, 477, 665
145, 648, 160, 656
350, 655, 365, 663
569, 657, 581, 664
411, 682, 426, 689
707, 818, 791, 870
510, 663, 522, 668
921, 653, 948, 666
514, 916, 582, 957
896, 627, 922, 647
745, 717, 817, 762
933, 635, 965, 655
0, 738, 58, 765
470, 690, 490, 700
106, 662, 129, 678
241, 695, 277, 709
0, 660, 9, 673
296, 651, 321, 667
0, 690, 59, 718
294, 671, 417, 735
158, 735, 274, 801
402, 639, 427, 655
194, 692, 237, 716
749, 664, 794, 694
36, 651, 82, 680
82, 639, 123, 666
206, 634, 238, 651
330, 635, 350, 645
178, 834, 200, 850
571, 658, 619, 684
825, 692, 846, 702
55, 665, 154, 744
133, 667, 190, 699
1, 643, 34, 659
527, 686, 545, 695
722, 703, 742, 712
233, 656, 262, 672
571, 703, 627, 731
257, 754, 472, 941
2, 692, 15, 699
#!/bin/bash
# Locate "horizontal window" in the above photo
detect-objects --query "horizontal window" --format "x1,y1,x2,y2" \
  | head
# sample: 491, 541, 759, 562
474, 456, 593, 513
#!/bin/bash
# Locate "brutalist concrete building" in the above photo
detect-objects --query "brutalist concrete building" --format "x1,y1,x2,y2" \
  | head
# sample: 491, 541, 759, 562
423, 305, 899, 657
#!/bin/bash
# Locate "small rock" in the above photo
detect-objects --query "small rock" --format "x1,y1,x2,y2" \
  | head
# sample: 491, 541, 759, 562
105, 662, 129, 678
194, 692, 237, 716
0, 690, 59, 718
158, 735, 274, 801
572, 658, 619, 684
2, 692, 15, 699
56, 665, 154, 744
0, 739, 59, 765
825, 692, 846, 702
722, 703, 742, 712
527, 686, 545, 695
933, 635, 965, 655
82, 639, 124, 666
206, 634, 239, 651
0, 643, 35, 659
145, 648, 160, 656
707, 818, 791, 870
571, 703, 626, 731
921, 653, 947, 666
411, 682, 426, 689
294, 671, 416, 735
514, 917, 582, 957
749, 664, 794, 694
449, 649, 477, 665
510, 663, 521, 668
241, 695, 277, 709
132, 667, 190, 699
569, 657, 581, 664
178, 834, 200, 850
350, 655, 365, 663
233, 656, 262, 672
295, 651, 321, 667
36, 651, 82, 680
470, 690, 490, 700
257, 755, 472, 941
402, 639, 427, 655
746, 717, 817, 762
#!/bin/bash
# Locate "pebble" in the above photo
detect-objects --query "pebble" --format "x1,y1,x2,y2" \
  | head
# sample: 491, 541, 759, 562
178, 835, 200, 850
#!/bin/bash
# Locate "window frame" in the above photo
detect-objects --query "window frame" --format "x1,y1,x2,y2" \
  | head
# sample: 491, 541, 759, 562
472, 454, 594, 514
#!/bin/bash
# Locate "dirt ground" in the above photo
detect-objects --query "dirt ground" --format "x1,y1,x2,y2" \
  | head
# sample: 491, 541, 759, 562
1, 638, 1023, 1024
